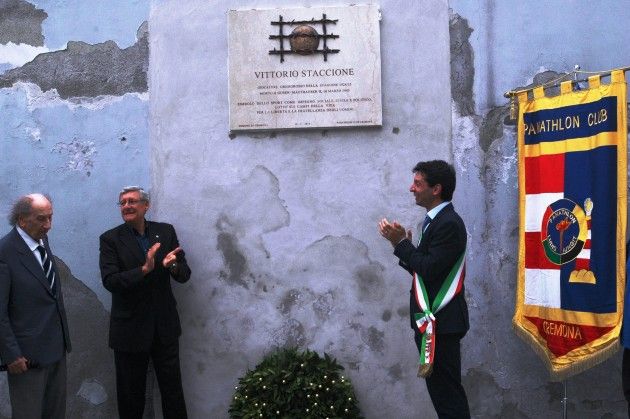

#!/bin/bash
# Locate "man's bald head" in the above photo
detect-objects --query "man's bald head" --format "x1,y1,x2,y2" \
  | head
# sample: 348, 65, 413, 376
9, 194, 53, 241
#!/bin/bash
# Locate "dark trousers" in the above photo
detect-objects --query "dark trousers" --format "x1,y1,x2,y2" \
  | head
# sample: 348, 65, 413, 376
7, 356, 66, 419
114, 337, 187, 419
623, 348, 630, 418
416, 333, 470, 419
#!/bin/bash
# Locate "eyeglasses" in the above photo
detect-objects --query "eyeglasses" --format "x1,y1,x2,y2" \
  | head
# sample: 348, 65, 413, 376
117, 199, 145, 207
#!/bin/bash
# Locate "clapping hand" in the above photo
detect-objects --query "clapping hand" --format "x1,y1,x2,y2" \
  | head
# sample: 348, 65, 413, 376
379, 218, 411, 247
162, 247, 182, 268
142, 243, 161, 275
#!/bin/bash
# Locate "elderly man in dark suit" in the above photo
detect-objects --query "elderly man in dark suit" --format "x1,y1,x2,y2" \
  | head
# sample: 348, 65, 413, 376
0, 193, 72, 419
379, 160, 470, 419
100, 186, 191, 419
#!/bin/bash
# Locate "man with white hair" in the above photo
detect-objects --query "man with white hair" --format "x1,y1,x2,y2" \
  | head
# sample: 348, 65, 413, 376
0, 193, 72, 419
100, 186, 191, 419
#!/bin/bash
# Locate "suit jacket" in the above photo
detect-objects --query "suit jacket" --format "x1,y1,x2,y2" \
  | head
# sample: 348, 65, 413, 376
0, 228, 71, 366
99, 221, 191, 352
394, 203, 469, 335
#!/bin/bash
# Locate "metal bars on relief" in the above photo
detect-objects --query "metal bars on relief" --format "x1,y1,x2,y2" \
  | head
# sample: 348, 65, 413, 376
269, 14, 340, 63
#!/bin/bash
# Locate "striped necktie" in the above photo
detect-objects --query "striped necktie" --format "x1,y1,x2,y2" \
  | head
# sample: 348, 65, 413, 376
36, 245, 57, 295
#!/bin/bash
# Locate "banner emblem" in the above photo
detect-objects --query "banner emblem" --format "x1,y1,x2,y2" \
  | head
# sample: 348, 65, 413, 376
541, 198, 587, 265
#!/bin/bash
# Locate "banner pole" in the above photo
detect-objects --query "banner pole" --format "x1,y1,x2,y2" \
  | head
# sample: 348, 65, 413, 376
561, 380, 568, 419
503, 65, 630, 98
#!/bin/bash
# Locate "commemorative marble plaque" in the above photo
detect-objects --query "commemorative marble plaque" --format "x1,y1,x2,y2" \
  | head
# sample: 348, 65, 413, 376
228, 5, 382, 131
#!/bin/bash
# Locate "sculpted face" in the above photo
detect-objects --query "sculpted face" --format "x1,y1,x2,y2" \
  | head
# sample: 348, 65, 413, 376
19, 195, 53, 241
119, 191, 149, 227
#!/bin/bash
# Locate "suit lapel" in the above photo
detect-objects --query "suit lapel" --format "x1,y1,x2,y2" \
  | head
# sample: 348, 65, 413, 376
118, 225, 146, 264
146, 221, 161, 247
147, 222, 166, 262
11, 229, 55, 295
419, 203, 453, 245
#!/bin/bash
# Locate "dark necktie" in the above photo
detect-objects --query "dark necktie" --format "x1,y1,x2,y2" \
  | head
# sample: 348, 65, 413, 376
422, 215, 432, 233
36, 245, 57, 295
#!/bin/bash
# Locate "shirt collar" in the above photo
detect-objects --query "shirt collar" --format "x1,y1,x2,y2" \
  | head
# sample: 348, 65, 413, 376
16, 226, 43, 251
126, 219, 149, 237
426, 201, 450, 221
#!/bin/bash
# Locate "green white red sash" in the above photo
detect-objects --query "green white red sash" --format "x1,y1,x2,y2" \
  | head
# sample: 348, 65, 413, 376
413, 250, 466, 377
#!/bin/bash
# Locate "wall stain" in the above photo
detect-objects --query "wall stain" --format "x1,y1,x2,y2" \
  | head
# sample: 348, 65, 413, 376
381, 310, 392, 322
312, 291, 334, 321
463, 368, 509, 418
52, 257, 117, 418
216, 232, 249, 289
497, 402, 528, 419
355, 264, 385, 302
273, 318, 306, 348
387, 363, 403, 381
361, 326, 385, 354
279, 289, 301, 314
545, 381, 562, 403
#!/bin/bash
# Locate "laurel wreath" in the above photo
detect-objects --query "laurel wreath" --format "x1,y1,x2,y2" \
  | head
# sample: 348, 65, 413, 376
229, 347, 362, 418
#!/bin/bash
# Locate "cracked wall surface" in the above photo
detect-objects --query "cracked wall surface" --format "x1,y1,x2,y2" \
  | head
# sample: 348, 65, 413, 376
449, 2, 630, 417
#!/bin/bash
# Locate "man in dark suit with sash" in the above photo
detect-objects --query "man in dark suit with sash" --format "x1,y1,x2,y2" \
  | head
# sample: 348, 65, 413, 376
100, 186, 191, 419
379, 160, 470, 418
0, 193, 71, 419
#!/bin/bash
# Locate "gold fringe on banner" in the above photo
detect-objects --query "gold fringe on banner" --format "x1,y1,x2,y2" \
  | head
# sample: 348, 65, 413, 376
513, 322, 620, 382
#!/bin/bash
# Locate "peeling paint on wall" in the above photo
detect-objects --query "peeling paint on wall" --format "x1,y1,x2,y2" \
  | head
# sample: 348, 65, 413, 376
449, 12, 475, 116
0, 0, 47, 46
0, 22, 148, 98
51, 139, 96, 176
479, 106, 509, 152
8, 82, 148, 111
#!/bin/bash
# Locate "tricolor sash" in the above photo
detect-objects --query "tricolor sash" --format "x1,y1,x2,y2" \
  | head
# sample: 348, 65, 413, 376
513, 70, 627, 379
413, 250, 466, 378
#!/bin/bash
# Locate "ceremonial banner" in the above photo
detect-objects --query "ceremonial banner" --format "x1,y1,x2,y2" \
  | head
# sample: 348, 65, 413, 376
513, 70, 627, 379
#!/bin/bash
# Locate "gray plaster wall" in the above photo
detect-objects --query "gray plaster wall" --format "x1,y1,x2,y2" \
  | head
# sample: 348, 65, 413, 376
150, 0, 451, 417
